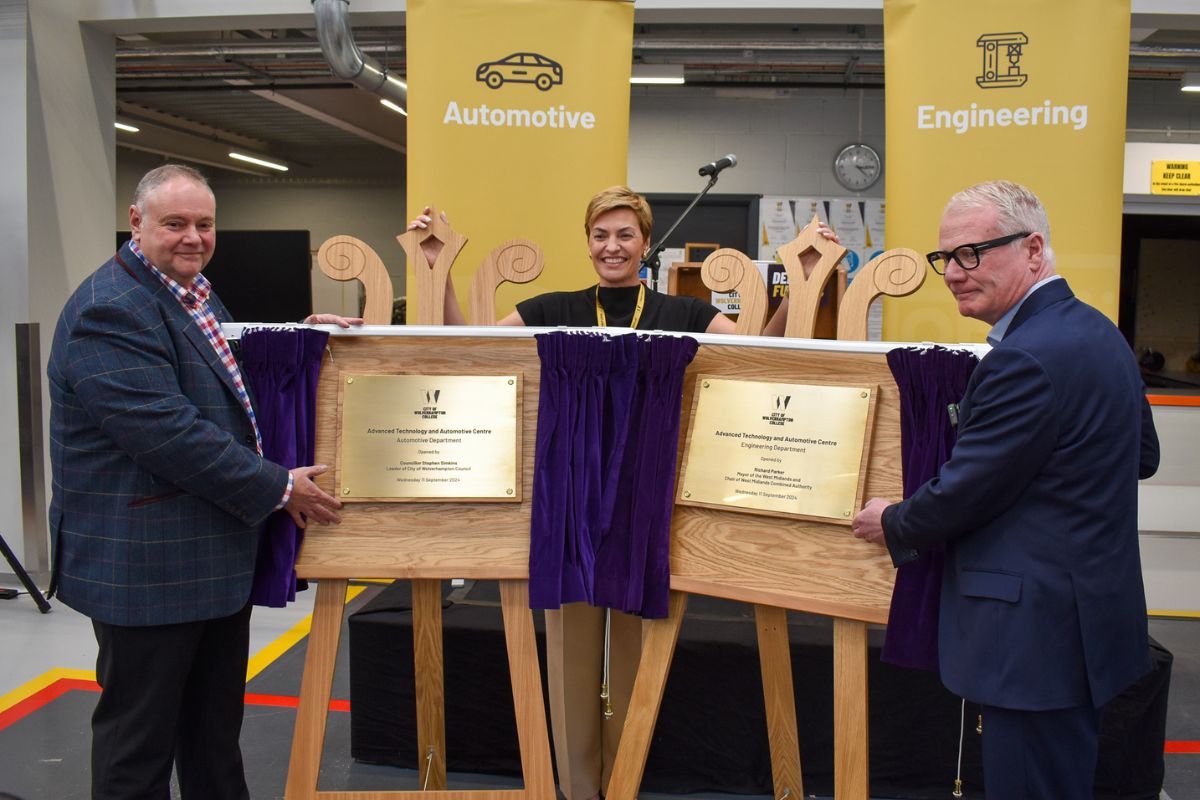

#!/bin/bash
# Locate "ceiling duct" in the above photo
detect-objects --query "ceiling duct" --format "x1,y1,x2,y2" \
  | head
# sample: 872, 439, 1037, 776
311, 0, 407, 107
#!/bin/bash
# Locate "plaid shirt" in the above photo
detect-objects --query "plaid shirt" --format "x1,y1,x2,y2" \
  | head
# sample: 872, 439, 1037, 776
129, 240, 293, 508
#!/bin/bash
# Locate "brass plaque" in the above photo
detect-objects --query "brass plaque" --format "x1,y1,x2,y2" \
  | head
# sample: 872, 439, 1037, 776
338, 374, 519, 501
678, 377, 875, 522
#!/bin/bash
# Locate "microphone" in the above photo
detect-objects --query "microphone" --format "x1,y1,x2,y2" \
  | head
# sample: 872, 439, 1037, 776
698, 154, 738, 177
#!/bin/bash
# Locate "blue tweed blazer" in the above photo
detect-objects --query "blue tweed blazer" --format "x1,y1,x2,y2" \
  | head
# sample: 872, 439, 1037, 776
48, 242, 290, 626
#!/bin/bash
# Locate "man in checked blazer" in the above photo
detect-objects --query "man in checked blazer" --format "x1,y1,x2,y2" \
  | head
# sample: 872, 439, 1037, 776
853, 181, 1159, 799
48, 164, 348, 799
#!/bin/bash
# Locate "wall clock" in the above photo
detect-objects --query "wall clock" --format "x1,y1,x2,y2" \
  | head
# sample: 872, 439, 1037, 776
833, 143, 882, 192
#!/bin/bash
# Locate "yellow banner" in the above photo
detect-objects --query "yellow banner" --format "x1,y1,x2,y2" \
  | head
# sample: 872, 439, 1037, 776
883, 0, 1131, 342
407, 0, 634, 322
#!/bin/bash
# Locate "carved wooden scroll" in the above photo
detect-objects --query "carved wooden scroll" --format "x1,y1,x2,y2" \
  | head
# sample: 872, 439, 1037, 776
315, 236, 395, 325
700, 248, 768, 335
836, 248, 926, 341
469, 240, 546, 325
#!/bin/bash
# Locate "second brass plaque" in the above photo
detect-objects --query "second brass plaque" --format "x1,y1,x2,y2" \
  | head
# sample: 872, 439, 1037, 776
679, 377, 874, 521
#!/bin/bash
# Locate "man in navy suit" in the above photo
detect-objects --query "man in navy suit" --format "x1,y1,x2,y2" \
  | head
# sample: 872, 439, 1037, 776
48, 164, 350, 799
853, 180, 1159, 798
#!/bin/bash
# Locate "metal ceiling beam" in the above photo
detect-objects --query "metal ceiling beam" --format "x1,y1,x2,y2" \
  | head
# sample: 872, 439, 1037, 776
117, 99, 272, 149
224, 79, 406, 154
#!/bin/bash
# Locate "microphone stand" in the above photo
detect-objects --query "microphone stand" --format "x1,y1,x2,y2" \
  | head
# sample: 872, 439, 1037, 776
641, 173, 722, 293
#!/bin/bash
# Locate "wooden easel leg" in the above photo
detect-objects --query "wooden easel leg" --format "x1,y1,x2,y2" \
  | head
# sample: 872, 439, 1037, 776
412, 578, 447, 790
605, 590, 688, 800
754, 604, 804, 800
833, 618, 869, 800
499, 580, 555, 799
285, 578, 347, 800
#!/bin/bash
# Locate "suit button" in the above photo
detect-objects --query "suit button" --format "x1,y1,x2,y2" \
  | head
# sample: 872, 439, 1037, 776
244, 434, 255, 446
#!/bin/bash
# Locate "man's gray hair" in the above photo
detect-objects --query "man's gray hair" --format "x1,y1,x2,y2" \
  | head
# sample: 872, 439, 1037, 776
133, 164, 213, 211
945, 180, 1055, 267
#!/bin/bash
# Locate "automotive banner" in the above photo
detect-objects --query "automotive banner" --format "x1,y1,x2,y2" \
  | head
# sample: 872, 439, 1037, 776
407, 0, 634, 322
882, 0, 1131, 342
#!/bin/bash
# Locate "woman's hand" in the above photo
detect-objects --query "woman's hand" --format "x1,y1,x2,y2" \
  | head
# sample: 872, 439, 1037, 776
761, 221, 843, 337
407, 206, 448, 268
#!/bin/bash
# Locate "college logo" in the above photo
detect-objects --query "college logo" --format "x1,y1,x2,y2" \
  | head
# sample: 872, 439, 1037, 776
976, 32, 1028, 89
762, 395, 794, 427
476, 52, 564, 91
415, 389, 446, 420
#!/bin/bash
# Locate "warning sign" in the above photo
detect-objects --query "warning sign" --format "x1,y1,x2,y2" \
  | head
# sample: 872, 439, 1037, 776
1151, 160, 1200, 196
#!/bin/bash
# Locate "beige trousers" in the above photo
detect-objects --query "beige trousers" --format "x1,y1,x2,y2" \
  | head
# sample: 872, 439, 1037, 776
544, 602, 643, 800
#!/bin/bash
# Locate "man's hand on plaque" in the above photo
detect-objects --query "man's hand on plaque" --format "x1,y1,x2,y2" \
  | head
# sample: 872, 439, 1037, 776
851, 497, 890, 545
285, 464, 344, 528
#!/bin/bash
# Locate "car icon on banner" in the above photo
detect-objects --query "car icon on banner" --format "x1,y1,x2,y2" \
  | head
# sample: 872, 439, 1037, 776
476, 53, 563, 91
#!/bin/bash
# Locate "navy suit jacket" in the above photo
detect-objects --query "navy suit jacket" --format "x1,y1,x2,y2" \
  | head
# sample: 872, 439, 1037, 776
883, 279, 1159, 710
48, 242, 289, 626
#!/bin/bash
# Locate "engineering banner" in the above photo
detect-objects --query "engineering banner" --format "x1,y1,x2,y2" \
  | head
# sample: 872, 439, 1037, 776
407, 0, 634, 322
883, 0, 1131, 342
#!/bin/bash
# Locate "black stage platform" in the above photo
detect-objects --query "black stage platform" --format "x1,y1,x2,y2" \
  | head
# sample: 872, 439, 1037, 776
348, 580, 1172, 800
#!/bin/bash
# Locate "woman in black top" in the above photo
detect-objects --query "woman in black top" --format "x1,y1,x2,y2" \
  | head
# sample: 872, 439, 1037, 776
412, 185, 738, 334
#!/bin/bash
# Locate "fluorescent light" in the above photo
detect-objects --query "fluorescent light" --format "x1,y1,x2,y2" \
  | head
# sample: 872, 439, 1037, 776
114, 121, 140, 133
1183, 72, 1200, 92
228, 152, 289, 172
381, 98, 408, 116
631, 64, 685, 85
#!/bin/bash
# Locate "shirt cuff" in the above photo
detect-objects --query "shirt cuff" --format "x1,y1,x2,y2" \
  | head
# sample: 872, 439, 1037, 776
276, 472, 294, 511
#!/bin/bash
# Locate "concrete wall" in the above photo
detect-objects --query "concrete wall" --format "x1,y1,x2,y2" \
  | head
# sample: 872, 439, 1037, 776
2, 0, 114, 572
629, 86, 885, 197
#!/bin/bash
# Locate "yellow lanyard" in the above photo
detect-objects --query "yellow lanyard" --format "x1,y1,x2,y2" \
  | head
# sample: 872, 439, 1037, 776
595, 284, 646, 329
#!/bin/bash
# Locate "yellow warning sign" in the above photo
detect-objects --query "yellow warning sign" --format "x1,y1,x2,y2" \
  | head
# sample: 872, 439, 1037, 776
1151, 160, 1200, 196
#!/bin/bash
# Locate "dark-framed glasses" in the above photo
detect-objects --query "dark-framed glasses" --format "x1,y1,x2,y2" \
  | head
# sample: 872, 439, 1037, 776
926, 231, 1032, 274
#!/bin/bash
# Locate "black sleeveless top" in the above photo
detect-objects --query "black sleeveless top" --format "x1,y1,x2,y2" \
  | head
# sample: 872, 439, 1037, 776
515, 284, 720, 334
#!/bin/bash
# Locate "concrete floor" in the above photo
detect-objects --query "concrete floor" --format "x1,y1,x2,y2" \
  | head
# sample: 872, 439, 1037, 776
1, 582, 1197, 800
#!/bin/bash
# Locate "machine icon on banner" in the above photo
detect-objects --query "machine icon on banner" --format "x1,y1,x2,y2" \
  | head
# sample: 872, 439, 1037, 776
476, 52, 564, 91
977, 32, 1029, 89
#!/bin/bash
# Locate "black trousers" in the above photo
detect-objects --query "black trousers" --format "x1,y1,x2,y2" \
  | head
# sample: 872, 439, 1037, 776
91, 603, 253, 800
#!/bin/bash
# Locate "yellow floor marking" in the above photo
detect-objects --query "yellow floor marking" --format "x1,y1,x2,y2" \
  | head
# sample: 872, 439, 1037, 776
0, 668, 98, 713
246, 583, 366, 681
0, 584, 369, 715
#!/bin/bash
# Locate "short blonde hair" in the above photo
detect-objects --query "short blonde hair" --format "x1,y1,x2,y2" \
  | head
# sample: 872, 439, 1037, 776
583, 185, 653, 240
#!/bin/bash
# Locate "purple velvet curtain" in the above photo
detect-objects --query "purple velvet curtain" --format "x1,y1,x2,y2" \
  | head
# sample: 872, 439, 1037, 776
881, 345, 978, 670
529, 332, 698, 619
240, 327, 329, 608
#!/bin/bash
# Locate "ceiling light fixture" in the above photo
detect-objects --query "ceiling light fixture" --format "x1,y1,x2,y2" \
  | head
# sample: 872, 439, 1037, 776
380, 98, 408, 116
228, 152, 289, 172
114, 121, 140, 133
1182, 71, 1200, 92
630, 64, 685, 85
